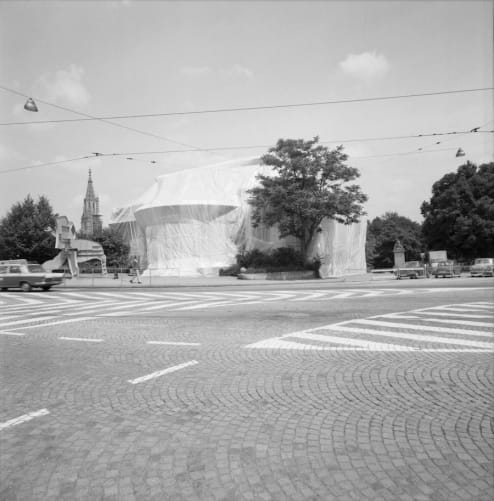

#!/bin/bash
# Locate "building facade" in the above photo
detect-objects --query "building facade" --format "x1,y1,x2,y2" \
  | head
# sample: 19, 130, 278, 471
80, 169, 103, 237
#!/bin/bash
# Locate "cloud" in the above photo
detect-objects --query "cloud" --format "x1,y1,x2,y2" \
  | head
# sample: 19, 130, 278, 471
339, 51, 390, 83
180, 64, 254, 80
36, 64, 91, 108
219, 64, 254, 79
110, 0, 132, 8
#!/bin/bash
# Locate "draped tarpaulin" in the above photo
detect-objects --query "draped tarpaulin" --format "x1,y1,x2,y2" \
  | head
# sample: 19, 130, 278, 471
109, 157, 367, 277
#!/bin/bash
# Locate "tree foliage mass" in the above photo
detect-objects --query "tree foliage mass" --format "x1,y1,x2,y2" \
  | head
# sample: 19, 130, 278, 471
421, 162, 494, 260
366, 212, 423, 269
247, 137, 368, 260
0, 195, 58, 263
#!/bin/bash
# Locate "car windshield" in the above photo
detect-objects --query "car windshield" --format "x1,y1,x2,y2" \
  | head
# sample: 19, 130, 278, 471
27, 265, 44, 272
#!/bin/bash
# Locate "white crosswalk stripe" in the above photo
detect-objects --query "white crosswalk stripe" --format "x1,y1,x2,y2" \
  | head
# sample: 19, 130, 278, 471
245, 301, 494, 353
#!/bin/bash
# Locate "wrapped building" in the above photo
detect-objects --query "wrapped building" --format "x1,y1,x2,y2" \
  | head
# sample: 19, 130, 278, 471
109, 157, 367, 278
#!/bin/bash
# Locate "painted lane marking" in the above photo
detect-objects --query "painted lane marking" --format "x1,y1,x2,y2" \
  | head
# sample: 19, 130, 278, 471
431, 306, 494, 313
322, 325, 492, 349
125, 291, 174, 299
59, 337, 103, 343
460, 303, 494, 310
352, 319, 494, 337
128, 360, 199, 384
63, 300, 154, 316
5, 317, 93, 332
327, 292, 357, 299
245, 337, 491, 352
0, 409, 49, 431
394, 317, 494, 329
0, 300, 113, 316
412, 311, 492, 319
138, 300, 199, 312
290, 331, 416, 351
173, 300, 235, 311
0, 316, 56, 327
57, 292, 103, 300
3, 295, 44, 305
147, 341, 201, 346
94, 291, 150, 300
92, 300, 162, 316
289, 292, 328, 301
0, 331, 25, 336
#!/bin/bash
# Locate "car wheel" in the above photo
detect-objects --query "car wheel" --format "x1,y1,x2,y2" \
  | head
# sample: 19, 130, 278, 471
20, 282, 32, 292
1, 287, 7, 291
41, 286, 52, 291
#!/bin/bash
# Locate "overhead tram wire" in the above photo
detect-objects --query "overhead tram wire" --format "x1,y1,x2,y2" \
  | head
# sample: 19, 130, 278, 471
0, 86, 492, 126
0, 85, 204, 151
2, 128, 491, 174
416, 119, 494, 153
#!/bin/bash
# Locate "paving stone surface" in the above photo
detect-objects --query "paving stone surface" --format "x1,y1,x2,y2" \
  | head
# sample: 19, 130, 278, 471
0, 286, 493, 500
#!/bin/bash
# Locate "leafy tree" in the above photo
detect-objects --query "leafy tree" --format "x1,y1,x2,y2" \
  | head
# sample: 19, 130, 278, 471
366, 212, 424, 268
421, 161, 494, 261
247, 137, 368, 261
0, 195, 58, 263
91, 227, 130, 267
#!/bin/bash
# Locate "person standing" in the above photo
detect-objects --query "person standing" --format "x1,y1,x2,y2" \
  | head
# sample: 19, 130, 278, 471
130, 255, 142, 284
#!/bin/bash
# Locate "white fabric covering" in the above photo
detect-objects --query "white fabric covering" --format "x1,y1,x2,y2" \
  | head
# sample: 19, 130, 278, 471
109, 157, 367, 277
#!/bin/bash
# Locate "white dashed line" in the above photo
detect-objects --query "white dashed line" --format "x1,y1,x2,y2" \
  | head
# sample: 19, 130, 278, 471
0, 409, 49, 431
128, 360, 199, 384
0, 331, 25, 336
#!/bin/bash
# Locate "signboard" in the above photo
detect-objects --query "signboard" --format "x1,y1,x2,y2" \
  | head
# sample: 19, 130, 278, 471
428, 250, 448, 266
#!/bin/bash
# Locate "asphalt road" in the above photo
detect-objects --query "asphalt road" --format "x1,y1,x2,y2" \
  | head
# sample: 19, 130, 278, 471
0, 278, 493, 500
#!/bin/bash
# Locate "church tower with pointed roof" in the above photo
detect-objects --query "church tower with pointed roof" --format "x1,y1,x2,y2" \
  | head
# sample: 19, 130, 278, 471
80, 169, 103, 236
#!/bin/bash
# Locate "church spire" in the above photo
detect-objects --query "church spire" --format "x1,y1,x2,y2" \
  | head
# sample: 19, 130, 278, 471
85, 168, 96, 199
80, 168, 102, 236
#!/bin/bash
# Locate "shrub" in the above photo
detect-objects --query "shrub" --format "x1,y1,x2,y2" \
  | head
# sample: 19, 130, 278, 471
236, 247, 310, 272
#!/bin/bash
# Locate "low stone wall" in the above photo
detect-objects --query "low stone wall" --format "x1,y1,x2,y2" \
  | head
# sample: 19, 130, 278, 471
238, 270, 317, 280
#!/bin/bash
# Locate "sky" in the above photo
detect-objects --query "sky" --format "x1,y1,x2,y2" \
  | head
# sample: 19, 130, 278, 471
0, 0, 492, 228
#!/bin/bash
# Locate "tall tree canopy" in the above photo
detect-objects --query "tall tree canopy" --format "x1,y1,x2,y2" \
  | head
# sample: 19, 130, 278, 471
0, 195, 58, 263
366, 212, 423, 269
92, 227, 130, 267
247, 137, 368, 260
421, 162, 494, 261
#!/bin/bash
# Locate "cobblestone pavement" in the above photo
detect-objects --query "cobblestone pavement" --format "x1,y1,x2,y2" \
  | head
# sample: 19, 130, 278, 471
0, 287, 493, 500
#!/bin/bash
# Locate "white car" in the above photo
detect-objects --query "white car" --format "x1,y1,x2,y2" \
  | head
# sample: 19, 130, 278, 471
0, 260, 64, 292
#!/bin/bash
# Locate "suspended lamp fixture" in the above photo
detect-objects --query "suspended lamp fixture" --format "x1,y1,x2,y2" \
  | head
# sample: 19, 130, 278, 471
24, 97, 38, 112
455, 148, 465, 157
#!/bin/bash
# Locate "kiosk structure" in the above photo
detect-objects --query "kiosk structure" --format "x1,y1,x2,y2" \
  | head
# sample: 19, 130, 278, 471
43, 216, 107, 277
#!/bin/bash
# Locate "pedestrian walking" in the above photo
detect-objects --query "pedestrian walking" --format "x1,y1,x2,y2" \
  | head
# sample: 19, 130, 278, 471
130, 256, 142, 284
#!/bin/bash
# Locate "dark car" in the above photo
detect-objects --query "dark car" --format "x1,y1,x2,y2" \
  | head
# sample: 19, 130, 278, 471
431, 260, 462, 278
0, 260, 64, 292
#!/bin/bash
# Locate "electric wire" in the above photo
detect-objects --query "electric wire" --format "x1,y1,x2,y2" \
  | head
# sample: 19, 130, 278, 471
0, 84, 204, 151
1, 86, 492, 126
2, 128, 490, 174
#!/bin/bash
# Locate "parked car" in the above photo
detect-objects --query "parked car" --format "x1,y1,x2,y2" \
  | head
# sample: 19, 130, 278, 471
0, 259, 64, 292
431, 260, 462, 278
395, 261, 428, 279
470, 258, 494, 277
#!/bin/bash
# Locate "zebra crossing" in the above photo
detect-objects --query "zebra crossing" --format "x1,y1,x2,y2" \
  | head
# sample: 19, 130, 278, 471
0, 289, 492, 338
245, 301, 494, 353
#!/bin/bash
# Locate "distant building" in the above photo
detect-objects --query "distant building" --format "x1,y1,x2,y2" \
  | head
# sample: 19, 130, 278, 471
80, 169, 103, 237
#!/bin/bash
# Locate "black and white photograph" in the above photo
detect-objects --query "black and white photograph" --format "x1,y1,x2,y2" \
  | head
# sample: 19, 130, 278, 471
0, 1, 493, 500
